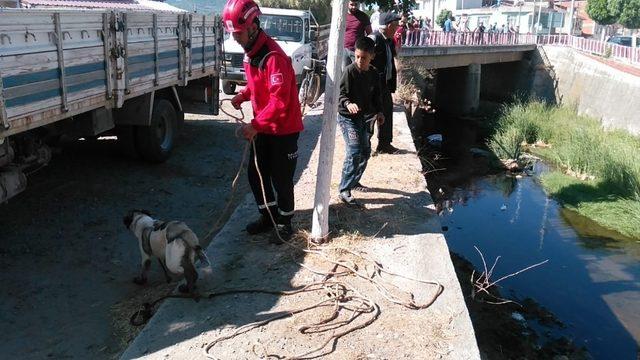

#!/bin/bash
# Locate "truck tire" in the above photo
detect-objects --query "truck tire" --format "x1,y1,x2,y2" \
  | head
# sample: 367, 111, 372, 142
222, 80, 236, 95
135, 99, 177, 163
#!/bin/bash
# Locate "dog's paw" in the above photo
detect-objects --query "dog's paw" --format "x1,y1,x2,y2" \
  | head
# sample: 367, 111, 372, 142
133, 276, 147, 285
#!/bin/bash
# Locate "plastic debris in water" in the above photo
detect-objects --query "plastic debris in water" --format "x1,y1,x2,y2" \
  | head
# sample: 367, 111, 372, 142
427, 134, 443, 147
500, 204, 508, 211
511, 312, 526, 322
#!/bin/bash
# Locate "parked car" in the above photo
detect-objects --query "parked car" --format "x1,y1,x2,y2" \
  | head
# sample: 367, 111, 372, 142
221, 7, 329, 95
607, 36, 639, 47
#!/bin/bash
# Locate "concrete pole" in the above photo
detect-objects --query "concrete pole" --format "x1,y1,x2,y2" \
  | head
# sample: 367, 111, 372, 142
432, 0, 436, 30
535, 1, 542, 35
311, 0, 347, 240
464, 63, 481, 114
568, 0, 575, 35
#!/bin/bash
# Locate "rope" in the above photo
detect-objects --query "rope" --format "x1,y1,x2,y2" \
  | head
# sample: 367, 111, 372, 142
130, 100, 445, 360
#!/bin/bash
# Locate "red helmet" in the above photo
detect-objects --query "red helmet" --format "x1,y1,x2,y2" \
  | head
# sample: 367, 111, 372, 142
222, 0, 262, 33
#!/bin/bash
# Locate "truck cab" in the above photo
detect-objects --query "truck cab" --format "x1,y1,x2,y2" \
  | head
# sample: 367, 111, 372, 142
221, 8, 326, 95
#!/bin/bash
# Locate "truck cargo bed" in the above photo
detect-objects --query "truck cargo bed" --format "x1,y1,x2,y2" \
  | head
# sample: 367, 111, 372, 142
0, 8, 221, 138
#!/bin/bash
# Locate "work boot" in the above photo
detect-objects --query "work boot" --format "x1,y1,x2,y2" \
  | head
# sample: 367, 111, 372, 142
376, 143, 400, 154
270, 223, 293, 245
245, 214, 273, 235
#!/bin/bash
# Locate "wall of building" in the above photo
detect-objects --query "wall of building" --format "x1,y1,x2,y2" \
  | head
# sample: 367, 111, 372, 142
533, 46, 640, 135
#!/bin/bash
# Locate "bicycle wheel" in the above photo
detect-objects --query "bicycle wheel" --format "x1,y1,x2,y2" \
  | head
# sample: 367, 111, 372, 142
298, 74, 311, 105
305, 73, 321, 105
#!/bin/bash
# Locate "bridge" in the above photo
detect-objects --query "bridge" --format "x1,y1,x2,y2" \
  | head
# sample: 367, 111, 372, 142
394, 32, 640, 115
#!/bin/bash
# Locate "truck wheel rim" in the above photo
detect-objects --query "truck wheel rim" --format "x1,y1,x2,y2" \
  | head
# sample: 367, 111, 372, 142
156, 114, 173, 151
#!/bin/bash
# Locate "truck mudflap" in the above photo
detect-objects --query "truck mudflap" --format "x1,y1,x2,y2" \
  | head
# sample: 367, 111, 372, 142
210, 75, 220, 115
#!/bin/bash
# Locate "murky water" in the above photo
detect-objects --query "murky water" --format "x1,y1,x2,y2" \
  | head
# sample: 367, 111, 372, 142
439, 164, 640, 359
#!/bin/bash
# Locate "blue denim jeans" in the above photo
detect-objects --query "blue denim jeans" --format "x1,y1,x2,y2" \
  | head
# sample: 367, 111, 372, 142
338, 114, 372, 193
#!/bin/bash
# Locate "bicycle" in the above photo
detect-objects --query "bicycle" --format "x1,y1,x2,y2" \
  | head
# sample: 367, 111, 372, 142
298, 58, 325, 113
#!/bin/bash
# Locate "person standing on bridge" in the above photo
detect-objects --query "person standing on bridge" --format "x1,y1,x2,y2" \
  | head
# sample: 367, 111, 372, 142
343, 0, 372, 69
369, 11, 401, 154
224, 0, 303, 244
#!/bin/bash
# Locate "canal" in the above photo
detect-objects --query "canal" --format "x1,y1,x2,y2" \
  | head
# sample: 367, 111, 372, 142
411, 108, 640, 359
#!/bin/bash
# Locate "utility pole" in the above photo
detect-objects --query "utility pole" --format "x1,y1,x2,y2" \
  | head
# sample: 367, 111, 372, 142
311, 0, 347, 241
516, 1, 523, 32
568, 0, 575, 35
535, 0, 543, 35
432, 0, 436, 30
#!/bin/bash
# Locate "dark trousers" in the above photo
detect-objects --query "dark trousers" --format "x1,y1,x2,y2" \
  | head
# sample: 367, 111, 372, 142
377, 87, 393, 146
337, 114, 371, 192
248, 132, 299, 224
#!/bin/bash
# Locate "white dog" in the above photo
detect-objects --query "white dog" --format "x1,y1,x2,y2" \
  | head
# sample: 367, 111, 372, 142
123, 210, 209, 293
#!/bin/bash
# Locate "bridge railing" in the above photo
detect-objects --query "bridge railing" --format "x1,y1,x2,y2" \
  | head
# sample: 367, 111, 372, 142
536, 34, 640, 65
402, 31, 640, 66
401, 30, 536, 47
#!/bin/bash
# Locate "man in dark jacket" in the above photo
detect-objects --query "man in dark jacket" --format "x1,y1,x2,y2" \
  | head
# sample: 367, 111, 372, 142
369, 11, 400, 154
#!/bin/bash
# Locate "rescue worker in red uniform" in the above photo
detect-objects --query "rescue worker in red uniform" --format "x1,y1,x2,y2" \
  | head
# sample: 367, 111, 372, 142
223, 0, 303, 244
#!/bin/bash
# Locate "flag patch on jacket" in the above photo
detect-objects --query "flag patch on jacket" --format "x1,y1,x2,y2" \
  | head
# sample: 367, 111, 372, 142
270, 73, 284, 86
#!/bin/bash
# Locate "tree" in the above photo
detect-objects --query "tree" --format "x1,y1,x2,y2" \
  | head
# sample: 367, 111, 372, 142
619, 0, 640, 29
258, 0, 332, 23
606, 0, 625, 18
258, 0, 418, 23
587, 0, 619, 25
362, 0, 417, 14
436, 9, 452, 29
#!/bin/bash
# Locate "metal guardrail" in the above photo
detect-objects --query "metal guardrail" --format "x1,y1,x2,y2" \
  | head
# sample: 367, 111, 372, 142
401, 30, 536, 47
401, 31, 640, 66
537, 35, 640, 65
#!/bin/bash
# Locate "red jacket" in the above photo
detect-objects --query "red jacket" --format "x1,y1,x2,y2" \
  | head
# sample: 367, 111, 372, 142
237, 31, 303, 135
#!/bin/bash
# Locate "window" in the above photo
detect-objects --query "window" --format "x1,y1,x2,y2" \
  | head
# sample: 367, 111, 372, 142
260, 15, 304, 42
551, 12, 564, 28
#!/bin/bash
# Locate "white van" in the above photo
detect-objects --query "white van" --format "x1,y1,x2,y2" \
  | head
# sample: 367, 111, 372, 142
221, 7, 329, 94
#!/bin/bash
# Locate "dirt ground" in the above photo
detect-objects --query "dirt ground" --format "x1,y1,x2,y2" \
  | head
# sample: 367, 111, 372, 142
0, 96, 251, 359
120, 101, 478, 359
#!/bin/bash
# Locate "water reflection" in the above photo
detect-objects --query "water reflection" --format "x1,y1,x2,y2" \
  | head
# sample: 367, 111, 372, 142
436, 172, 640, 359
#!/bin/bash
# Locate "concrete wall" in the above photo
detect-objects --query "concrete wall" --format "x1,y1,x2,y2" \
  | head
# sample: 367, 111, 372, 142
535, 46, 640, 135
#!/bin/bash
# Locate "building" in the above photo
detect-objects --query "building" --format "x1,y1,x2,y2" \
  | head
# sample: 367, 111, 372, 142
1, 0, 184, 11
554, 0, 594, 36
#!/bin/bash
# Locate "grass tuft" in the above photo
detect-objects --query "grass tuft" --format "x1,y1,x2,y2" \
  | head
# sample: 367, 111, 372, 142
487, 100, 640, 239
